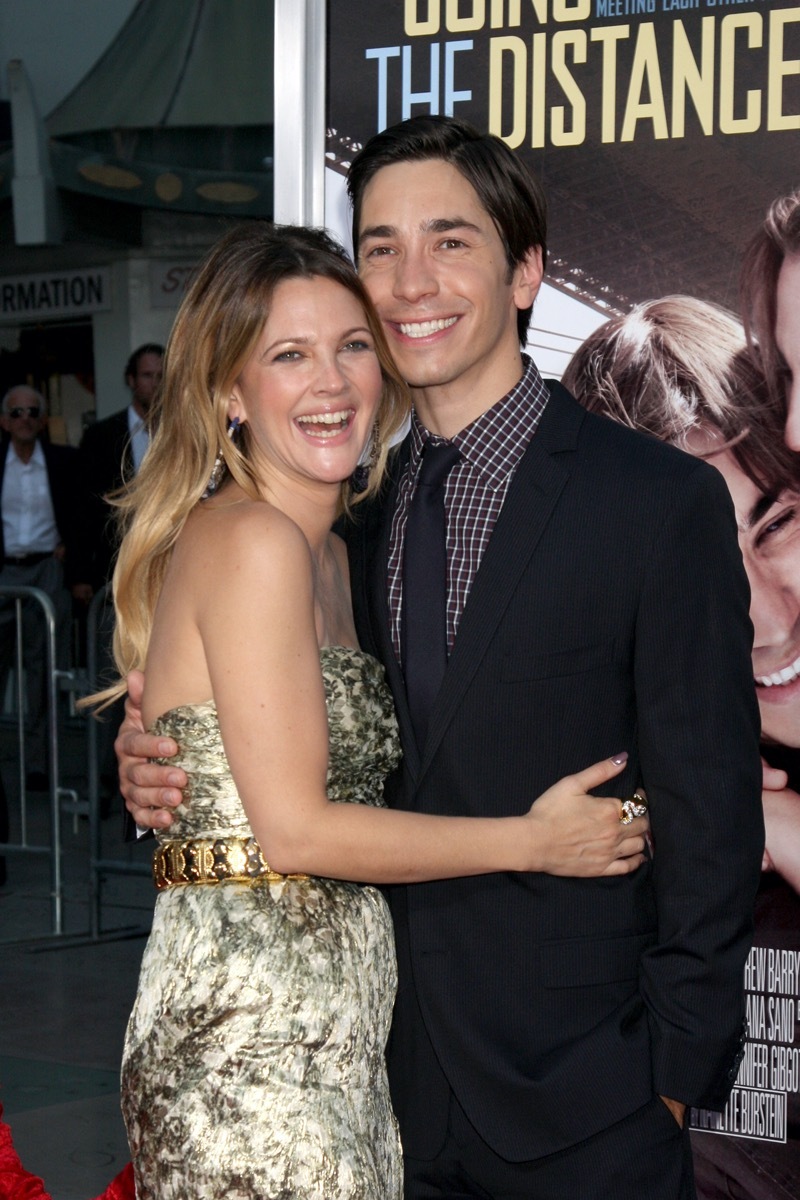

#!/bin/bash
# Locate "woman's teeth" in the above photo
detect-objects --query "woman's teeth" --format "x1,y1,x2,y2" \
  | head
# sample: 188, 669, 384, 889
296, 410, 354, 437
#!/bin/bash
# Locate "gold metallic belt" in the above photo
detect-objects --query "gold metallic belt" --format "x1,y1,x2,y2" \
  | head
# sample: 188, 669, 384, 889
153, 836, 309, 891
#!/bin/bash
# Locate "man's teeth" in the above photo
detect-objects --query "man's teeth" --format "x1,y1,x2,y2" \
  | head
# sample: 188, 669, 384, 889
755, 653, 800, 687
296, 410, 353, 436
399, 317, 458, 338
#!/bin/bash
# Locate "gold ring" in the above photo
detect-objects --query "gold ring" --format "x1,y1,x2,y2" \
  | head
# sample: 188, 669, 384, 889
620, 791, 648, 825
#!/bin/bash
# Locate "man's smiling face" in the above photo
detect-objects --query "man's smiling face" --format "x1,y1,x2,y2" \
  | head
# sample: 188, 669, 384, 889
356, 158, 541, 429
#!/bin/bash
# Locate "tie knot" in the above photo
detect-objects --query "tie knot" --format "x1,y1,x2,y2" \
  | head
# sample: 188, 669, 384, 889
417, 440, 460, 491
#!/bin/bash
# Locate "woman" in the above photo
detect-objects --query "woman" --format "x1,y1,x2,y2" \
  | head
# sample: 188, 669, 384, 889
95, 223, 641, 1200
740, 188, 800, 451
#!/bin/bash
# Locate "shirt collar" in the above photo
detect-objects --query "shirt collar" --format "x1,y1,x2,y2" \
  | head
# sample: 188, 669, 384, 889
409, 355, 549, 489
8, 438, 46, 468
128, 403, 147, 435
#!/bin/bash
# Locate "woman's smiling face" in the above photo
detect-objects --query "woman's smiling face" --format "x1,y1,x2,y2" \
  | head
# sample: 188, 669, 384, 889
229, 275, 383, 495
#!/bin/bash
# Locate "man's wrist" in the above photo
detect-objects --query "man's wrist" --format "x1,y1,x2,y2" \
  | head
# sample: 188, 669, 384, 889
659, 1095, 686, 1128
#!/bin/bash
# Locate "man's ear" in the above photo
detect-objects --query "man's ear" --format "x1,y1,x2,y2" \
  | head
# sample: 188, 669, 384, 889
512, 246, 544, 313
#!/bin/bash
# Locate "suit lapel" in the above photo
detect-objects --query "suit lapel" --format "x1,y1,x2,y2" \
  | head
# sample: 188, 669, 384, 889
420, 384, 585, 775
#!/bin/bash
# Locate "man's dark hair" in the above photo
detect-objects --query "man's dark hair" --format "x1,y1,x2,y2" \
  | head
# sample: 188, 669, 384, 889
347, 115, 547, 345
124, 343, 164, 384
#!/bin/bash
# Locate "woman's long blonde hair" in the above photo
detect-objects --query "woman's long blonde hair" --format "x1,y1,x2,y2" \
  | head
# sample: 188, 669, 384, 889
92, 222, 409, 707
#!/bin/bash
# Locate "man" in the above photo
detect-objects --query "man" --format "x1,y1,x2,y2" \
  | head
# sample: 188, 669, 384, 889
119, 117, 763, 1198
0, 386, 83, 791
77, 343, 164, 591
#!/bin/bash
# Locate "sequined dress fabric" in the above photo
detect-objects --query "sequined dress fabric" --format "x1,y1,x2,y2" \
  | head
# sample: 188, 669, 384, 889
122, 647, 403, 1200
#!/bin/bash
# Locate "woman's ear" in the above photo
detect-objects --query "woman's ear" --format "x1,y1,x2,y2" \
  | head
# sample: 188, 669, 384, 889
227, 389, 245, 426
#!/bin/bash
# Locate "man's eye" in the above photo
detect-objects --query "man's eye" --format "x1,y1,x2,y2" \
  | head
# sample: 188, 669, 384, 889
756, 506, 797, 548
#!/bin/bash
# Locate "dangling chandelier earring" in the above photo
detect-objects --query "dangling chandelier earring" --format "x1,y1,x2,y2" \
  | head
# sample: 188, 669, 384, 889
203, 416, 241, 498
369, 416, 381, 473
352, 417, 380, 493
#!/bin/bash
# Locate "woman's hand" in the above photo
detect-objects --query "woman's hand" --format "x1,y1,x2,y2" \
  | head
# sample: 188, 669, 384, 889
116, 670, 186, 830
525, 755, 649, 876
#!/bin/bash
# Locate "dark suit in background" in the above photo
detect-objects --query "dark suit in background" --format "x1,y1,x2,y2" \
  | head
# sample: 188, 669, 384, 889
348, 382, 764, 1197
76, 407, 135, 798
76, 407, 131, 592
77, 341, 163, 594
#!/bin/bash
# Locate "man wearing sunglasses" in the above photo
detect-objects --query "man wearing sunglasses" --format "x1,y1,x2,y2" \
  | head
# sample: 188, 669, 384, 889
0, 385, 84, 797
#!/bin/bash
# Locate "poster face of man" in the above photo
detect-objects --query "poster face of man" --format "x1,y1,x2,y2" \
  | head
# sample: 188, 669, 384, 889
689, 435, 800, 750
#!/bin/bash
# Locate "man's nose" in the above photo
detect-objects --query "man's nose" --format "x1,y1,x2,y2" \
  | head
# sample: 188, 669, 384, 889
392, 248, 439, 303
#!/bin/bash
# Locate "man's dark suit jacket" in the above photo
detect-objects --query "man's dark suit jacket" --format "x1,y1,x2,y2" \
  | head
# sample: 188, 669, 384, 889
0, 435, 83, 585
76, 408, 132, 590
347, 382, 764, 1163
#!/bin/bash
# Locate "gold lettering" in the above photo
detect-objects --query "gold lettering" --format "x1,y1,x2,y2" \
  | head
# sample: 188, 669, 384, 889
553, 0, 591, 22
491, 0, 521, 25
672, 18, 715, 137
590, 24, 630, 143
446, 0, 486, 32
489, 35, 528, 146
621, 23, 668, 141
552, 30, 587, 144
527, 0, 550, 25
720, 13, 762, 134
405, 0, 440, 36
531, 32, 547, 147
768, 8, 800, 131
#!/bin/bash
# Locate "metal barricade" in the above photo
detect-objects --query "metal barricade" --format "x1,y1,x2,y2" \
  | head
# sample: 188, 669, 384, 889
0, 583, 152, 948
82, 583, 151, 944
0, 584, 69, 938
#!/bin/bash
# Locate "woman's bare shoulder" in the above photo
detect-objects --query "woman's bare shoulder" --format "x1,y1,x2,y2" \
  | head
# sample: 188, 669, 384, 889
182, 492, 311, 576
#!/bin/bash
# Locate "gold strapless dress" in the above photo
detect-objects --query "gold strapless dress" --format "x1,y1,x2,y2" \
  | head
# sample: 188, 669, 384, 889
122, 647, 403, 1200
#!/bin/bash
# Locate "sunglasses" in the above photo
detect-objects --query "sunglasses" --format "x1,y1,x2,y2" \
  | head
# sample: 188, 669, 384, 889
7, 407, 41, 419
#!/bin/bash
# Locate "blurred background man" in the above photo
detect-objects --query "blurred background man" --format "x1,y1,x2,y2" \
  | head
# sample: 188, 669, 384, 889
0, 385, 83, 793
77, 343, 164, 594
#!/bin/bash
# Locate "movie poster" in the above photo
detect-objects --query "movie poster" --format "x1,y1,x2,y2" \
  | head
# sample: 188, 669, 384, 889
326, 3, 800, 1194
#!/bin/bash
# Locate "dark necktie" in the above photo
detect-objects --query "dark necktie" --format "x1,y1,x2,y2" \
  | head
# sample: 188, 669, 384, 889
402, 440, 461, 750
